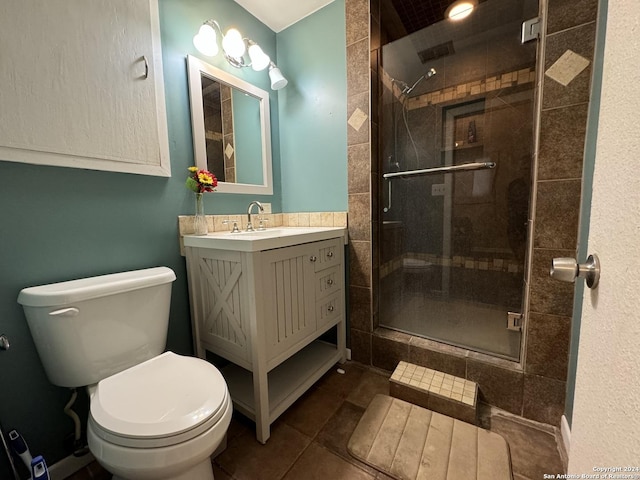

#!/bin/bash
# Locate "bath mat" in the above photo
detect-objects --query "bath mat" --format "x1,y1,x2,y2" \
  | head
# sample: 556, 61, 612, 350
348, 395, 512, 480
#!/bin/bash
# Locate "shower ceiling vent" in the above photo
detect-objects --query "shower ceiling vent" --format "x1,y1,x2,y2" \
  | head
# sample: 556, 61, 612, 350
417, 41, 455, 64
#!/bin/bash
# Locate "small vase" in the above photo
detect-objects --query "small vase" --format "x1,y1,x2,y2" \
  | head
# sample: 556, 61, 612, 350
194, 193, 208, 235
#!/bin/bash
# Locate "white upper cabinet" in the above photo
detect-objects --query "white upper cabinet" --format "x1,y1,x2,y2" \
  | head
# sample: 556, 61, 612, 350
0, 0, 170, 176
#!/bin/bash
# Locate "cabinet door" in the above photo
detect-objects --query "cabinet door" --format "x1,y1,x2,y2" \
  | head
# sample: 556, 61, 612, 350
0, 0, 170, 176
189, 248, 252, 367
261, 243, 316, 364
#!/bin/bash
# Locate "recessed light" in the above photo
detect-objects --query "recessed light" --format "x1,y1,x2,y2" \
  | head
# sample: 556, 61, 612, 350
445, 1, 476, 21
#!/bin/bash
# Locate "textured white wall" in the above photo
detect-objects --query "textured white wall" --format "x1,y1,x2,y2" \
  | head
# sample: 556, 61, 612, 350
568, 1, 640, 470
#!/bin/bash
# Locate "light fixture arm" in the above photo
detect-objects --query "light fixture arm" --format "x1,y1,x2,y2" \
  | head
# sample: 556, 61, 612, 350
224, 51, 247, 68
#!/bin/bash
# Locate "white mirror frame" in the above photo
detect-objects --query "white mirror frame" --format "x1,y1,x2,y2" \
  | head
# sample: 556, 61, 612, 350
187, 55, 273, 194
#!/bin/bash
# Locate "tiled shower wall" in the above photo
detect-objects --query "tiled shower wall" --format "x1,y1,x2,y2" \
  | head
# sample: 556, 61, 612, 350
345, 0, 374, 362
345, 0, 598, 427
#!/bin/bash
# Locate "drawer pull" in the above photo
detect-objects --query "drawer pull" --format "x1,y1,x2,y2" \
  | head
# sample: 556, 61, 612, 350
327, 305, 335, 312
327, 279, 334, 286
327, 251, 334, 258
310, 256, 317, 262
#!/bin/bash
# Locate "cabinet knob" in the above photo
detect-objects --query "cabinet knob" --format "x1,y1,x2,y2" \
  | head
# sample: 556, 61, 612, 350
327, 305, 334, 312
310, 256, 317, 262
327, 251, 334, 258
327, 279, 334, 286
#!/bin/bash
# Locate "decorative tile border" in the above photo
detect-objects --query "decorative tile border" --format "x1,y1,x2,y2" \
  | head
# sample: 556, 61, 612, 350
381, 67, 536, 111
379, 252, 523, 278
177, 211, 348, 255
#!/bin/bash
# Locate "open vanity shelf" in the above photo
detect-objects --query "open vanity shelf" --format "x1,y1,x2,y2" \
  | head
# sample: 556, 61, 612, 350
222, 339, 342, 424
184, 227, 347, 443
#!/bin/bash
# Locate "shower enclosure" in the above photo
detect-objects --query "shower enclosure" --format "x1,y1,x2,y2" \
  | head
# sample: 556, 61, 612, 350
378, 0, 538, 361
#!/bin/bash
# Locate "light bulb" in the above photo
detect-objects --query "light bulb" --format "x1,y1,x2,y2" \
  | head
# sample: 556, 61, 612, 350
222, 28, 246, 59
269, 65, 288, 90
446, 1, 475, 21
193, 24, 218, 56
248, 43, 270, 71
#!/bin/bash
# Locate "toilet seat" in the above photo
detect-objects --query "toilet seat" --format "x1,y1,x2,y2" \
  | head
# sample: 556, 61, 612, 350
89, 351, 229, 448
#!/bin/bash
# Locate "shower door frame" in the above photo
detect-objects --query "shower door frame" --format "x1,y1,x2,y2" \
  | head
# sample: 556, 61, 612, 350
377, 2, 540, 364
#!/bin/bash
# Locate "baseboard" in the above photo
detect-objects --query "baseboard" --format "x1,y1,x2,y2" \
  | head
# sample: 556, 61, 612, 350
559, 414, 571, 470
48, 452, 95, 480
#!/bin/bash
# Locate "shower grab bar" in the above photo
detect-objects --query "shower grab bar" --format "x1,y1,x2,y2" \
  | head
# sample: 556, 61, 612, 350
382, 161, 496, 180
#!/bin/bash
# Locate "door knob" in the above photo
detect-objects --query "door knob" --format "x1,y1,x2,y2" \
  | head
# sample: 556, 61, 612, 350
550, 254, 600, 289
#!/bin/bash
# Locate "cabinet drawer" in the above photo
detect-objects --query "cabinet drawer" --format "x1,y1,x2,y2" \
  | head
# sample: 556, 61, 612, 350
310, 238, 342, 272
315, 265, 342, 300
316, 292, 343, 330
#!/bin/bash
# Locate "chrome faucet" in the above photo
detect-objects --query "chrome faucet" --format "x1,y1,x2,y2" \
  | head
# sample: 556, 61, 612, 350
246, 201, 264, 231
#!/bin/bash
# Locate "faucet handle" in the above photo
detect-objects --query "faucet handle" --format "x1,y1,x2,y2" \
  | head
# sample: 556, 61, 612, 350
222, 220, 240, 233
257, 217, 269, 231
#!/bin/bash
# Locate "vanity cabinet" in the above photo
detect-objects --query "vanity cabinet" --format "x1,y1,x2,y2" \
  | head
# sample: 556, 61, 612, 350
184, 230, 347, 443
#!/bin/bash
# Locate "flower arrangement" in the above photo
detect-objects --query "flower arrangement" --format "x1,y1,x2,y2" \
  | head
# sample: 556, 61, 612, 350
186, 166, 218, 193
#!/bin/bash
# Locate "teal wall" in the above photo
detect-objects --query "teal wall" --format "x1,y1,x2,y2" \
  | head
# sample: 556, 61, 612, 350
276, 0, 348, 212
564, 0, 608, 427
162, 0, 282, 209
0, 0, 350, 475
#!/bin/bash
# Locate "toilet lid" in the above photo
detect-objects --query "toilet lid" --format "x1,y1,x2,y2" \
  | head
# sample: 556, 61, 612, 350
90, 351, 228, 444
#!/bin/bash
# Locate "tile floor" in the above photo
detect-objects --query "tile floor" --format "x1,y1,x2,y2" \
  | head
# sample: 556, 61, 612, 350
66, 362, 564, 480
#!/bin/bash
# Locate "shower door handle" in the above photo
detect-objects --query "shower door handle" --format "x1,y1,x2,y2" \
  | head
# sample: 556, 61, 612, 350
383, 179, 392, 213
550, 254, 600, 289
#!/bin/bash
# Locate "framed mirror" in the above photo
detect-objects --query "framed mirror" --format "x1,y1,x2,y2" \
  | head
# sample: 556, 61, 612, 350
187, 55, 273, 194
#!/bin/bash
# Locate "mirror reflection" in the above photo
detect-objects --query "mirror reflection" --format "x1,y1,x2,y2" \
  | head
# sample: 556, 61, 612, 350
201, 75, 264, 185
187, 55, 273, 195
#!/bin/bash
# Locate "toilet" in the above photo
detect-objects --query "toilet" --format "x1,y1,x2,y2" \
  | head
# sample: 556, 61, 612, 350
18, 267, 232, 480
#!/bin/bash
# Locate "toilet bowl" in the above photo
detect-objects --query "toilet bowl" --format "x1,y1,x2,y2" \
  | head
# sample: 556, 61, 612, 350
18, 267, 231, 480
87, 352, 232, 480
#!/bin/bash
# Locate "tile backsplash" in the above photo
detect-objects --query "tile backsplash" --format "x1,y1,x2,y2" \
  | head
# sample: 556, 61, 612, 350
177, 211, 348, 255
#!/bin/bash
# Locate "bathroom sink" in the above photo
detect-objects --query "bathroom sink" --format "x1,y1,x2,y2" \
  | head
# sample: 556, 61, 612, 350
184, 226, 347, 252
231, 228, 290, 236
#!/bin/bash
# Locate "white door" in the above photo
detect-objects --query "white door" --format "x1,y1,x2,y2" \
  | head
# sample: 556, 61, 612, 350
568, 1, 640, 470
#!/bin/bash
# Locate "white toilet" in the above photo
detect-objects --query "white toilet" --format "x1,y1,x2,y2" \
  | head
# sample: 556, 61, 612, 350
18, 267, 232, 480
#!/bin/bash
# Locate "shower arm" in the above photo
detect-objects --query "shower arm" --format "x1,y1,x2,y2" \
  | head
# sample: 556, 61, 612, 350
382, 161, 496, 180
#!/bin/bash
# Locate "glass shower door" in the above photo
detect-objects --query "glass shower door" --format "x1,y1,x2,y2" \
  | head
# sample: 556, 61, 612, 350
379, 0, 538, 361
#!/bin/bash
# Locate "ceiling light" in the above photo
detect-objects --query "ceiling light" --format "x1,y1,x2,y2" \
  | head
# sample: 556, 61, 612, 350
445, 1, 476, 21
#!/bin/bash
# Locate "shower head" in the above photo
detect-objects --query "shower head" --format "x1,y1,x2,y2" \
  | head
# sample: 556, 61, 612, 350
401, 67, 437, 96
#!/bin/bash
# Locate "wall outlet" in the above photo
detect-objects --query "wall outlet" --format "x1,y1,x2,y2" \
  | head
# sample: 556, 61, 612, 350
262, 203, 272, 213
431, 184, 446, 196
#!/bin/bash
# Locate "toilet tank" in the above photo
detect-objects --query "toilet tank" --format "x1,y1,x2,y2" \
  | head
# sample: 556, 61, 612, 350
18, 267, 176, 388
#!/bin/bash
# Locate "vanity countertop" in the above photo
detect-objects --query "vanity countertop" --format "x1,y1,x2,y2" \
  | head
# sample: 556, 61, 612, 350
183, 226, 347, 252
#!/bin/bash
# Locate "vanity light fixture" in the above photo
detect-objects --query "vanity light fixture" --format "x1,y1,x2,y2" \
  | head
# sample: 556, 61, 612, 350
193, 20, 288, 90
445, 0, 476, 21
